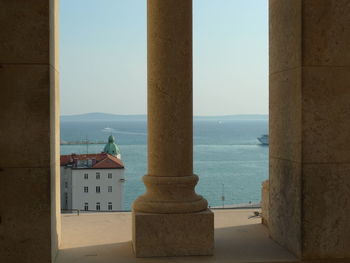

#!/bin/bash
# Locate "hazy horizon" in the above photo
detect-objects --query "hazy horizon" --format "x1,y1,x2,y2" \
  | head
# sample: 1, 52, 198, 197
60, 112, 269, 117
60, 0, 268, 116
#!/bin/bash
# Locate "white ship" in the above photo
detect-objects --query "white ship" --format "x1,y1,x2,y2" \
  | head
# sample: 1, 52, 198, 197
257, 134, 269, 145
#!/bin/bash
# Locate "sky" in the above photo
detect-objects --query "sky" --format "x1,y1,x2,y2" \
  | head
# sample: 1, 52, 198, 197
60, 0, 268, 116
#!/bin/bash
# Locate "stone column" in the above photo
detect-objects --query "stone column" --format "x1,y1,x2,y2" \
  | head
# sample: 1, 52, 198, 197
132, 0, 213, 257
269, 0, 350, 260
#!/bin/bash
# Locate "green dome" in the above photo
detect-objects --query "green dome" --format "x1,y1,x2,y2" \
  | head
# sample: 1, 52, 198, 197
108, 135, 115, 143
104, 135, 121, 156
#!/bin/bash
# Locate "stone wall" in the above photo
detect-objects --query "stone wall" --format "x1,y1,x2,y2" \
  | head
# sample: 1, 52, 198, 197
269, 0, 350, 259
0, 1, 60, 262
261, 180, 269, 227
269, 0, 303, 256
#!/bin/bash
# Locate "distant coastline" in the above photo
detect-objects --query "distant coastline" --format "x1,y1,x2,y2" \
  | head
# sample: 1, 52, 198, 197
60, 141, 105, 145
61, 112, 268, 122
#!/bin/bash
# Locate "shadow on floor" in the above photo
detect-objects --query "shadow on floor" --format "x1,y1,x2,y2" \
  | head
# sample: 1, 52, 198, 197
56, 223, 298, 263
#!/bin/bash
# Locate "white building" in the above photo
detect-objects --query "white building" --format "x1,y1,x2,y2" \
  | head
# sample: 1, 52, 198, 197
60, 136, 125, 212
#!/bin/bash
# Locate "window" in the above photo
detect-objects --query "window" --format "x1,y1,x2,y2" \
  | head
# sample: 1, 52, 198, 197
108, 173, 112, 179
96, 186, 100, 193
96, 172, 100, 179
64, 193, 68, 208
96, 202, 100, 211
84, 173, 88, 179
108, 202, 112, 211
108, 186, 112, 192
84, 186, 88, 193
64, 181, 68, 188
84, 202, 88, 211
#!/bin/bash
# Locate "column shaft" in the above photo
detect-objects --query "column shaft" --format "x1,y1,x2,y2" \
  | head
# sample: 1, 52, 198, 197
148, 0, 193, 177
132, 0, 214, 257
132, 0, 207, 214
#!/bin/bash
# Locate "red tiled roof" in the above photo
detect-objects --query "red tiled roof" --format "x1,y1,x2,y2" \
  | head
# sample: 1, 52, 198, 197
60, 153, 124, 169
92, 154, 124, 169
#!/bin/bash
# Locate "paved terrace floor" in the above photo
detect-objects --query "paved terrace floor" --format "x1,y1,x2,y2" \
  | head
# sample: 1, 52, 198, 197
56, 209, 298, 263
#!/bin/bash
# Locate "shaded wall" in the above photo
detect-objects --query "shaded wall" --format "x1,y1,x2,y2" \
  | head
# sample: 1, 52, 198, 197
269, 0, 350, 259
0, 0, 60, 262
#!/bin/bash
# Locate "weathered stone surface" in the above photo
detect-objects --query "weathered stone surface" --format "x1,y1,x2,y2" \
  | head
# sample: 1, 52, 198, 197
0, 1, 50, 64
133, 174, 208, 213
269, 68, 302, 163
132, 209, 214, 257
269, 0, 301, 74
269, 1, 350, 260
50, 0, 59, 69
133, 0, 207, 215
0, 167, 52, 263
269, 158, 302, 257
132, 1, 212, 258
302, 66, 350, 163
0, 65, 51, 168
302, 164, 350, 259
0, 1, 60, 262
50, 65, 61, 259
261, 180, 269, 227
147, 0, 193, 178
303, 0, 350, 66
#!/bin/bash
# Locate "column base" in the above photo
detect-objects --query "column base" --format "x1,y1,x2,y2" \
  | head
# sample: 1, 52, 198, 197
132, 209, 214, 257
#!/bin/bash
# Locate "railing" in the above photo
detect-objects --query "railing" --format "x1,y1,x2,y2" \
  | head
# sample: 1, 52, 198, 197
61, 209, 132, 215
61, 209, 80, 215
61, 204, 261, 216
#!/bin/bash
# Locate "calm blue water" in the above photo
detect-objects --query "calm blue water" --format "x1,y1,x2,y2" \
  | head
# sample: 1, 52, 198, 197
60, 119, 268, 210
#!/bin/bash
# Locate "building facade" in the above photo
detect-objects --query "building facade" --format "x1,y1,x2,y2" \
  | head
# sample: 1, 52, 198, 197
60, 146, 125, 212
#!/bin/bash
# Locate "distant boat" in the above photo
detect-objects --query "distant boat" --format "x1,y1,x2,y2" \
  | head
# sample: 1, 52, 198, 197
257, 134, 269, 145
102, 127, 115, 133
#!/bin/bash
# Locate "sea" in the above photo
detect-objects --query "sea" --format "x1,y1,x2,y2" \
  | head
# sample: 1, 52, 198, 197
60, 119, 268, 210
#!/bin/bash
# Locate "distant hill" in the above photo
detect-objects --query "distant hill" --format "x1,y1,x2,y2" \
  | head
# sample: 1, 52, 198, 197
60, 113, 147, 122
60, 112, 268, 122
194, 114, 268, 121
